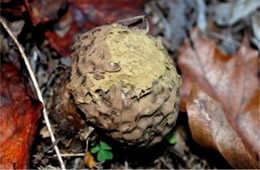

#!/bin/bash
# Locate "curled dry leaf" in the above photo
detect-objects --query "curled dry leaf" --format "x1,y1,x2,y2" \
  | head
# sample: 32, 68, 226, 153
0, 63, 42, 169
178, 28, 259, 168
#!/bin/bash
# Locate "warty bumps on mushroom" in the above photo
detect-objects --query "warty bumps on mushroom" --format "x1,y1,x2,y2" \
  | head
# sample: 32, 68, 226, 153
68, 23, 181, 147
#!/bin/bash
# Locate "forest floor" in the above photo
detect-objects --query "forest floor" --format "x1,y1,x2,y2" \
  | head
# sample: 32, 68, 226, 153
1, 0, 259, 169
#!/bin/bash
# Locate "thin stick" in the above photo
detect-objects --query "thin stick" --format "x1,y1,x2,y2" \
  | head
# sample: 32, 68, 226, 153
58, 153, 85, 157
0, 18, 66, 170
208, 32, 241, 46
117, 15, 150, 34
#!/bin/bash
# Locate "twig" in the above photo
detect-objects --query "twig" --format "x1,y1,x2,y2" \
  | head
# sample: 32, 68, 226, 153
208, 32, 241, 46
58, 153, 85, 157
0, 18, 66, 170
117, 15, 150, 34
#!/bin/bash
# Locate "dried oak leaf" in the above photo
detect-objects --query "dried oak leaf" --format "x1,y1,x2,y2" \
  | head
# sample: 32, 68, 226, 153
187, 86, 259, 168
0, 63, 42, 169
178, 28, 259, 168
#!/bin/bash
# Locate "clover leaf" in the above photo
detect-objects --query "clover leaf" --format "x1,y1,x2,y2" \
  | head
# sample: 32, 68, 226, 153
90, 140, 113, 163
90, 145, 100, 154
100, 140, 112, 150
97, 150, 113, 162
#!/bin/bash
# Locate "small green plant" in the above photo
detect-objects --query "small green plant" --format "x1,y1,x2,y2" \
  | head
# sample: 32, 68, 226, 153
90, 140, 113, 163
165, 131, 177, 144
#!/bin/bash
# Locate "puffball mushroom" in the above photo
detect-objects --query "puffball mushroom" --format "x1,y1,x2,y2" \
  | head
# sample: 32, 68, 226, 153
68, 23, 181, 147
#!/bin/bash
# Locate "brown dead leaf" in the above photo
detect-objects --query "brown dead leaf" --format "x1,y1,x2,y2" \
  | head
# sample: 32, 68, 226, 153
84, 151, 96, 169
187, 85, 258, 168
45, 0, 145, 57
0, 0, 66, 26
178, 28, 260, 168
0, 63, 42, 169
25, 0, 67, 25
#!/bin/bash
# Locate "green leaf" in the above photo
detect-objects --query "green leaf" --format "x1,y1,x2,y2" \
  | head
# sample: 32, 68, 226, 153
165, 132, 177, 144
100, 140, 112, 150
97, 150, 113, 162
90, 145, 100, 154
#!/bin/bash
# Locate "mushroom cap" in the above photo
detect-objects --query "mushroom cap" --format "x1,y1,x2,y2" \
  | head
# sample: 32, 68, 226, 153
68, 24, 181, 147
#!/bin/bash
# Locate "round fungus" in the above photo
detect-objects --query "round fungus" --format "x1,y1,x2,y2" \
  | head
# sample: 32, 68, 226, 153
68, 23, 181, 147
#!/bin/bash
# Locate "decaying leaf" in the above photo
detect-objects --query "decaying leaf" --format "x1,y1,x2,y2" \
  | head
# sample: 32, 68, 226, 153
0, 63, 42, 169
178, 28, 259, 168
24, 0, 67, 25
45, 0, 145, 57
0, 0, 66, 26
154, 0, 196, 50
84, 151, 96, 169
214, 0, 260, 26
187, 86, 258, 168
0, 1, 26, 18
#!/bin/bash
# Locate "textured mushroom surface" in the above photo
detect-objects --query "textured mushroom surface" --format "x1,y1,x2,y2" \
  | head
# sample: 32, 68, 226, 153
68, 23, 181, 147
